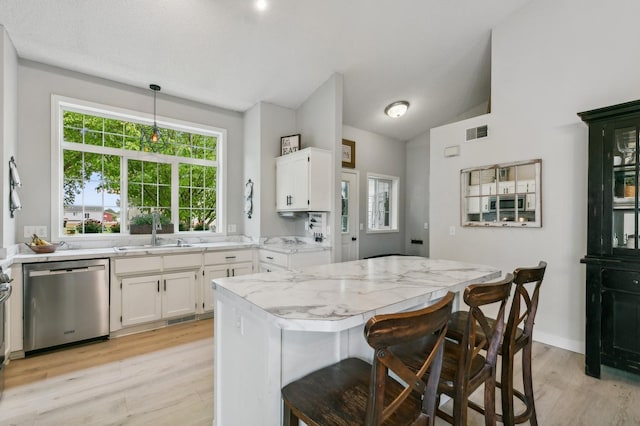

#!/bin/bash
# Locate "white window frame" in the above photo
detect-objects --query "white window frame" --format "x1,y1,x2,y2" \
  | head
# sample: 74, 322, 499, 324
366, 172, 399, 233
51, 95, 227, 240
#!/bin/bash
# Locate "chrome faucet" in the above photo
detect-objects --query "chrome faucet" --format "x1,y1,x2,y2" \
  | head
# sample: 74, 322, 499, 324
151, 211, 162, 246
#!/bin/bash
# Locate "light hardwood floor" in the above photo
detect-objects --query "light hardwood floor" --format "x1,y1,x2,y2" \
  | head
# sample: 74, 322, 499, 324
1, 319, 639, 425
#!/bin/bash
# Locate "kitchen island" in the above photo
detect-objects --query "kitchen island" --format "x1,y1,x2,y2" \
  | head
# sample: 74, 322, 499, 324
212, 256, 500, 425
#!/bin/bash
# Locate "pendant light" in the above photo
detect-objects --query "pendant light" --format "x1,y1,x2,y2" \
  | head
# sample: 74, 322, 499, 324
141, 84, 167, 152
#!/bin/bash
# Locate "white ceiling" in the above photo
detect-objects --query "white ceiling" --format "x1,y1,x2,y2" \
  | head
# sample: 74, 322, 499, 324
0, 0, 529, 141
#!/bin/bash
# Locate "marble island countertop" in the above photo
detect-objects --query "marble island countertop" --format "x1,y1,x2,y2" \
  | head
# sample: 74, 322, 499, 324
213, 256, 500, 332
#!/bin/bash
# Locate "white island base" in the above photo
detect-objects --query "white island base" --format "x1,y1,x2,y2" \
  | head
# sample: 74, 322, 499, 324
213, 257, 500, 425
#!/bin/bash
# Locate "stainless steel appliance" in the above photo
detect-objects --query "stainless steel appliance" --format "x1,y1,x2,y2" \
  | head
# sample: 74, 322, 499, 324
23, 259, 109, 353
0, 272, 12, 398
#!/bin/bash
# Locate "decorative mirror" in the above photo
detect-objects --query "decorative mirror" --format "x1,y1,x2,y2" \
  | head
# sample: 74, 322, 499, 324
461, 159, 541, 227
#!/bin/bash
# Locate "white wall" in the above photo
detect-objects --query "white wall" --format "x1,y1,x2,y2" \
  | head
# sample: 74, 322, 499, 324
296, 74, 343, 259
243, 103, 261, 239
17, 60, 245, 242
243, 102, 298, 238
429, 0, 640, 353
0, 27, 18, 251
405, 130, 429, 257
343, 125, 406, 259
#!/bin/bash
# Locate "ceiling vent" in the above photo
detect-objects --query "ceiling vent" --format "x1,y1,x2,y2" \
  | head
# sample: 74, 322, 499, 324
466, 125, 488, 141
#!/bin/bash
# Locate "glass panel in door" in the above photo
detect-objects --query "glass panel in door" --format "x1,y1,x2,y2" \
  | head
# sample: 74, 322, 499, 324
612, 126, 638, 249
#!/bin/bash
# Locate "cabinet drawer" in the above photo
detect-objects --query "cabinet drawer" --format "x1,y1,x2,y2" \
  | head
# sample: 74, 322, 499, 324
115, 256, 162, 275
204, 249, 253, 265
602, 269, 640, 293
163, 253, 202, 270
258, 250, 288, 267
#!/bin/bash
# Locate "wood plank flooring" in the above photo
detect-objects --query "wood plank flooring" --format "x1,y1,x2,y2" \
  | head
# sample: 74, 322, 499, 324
0, 318, 639, 425
1, 319, 214, 426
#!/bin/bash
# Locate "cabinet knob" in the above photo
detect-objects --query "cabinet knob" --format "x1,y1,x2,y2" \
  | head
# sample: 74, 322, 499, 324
634, 280, 639, 285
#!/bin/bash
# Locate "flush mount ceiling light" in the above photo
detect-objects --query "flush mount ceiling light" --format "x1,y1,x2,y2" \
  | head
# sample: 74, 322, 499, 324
384, 100, 410, 118
140, 84, 168, 152
255, 0, 268, 11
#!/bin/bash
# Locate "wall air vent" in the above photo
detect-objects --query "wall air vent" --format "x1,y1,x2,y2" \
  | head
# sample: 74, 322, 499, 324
466, 125, 488, 141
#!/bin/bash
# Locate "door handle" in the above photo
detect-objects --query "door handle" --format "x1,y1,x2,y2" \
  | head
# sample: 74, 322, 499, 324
157, 280, 160, 293
351, 237, 357, 241
164, 279, 167, 291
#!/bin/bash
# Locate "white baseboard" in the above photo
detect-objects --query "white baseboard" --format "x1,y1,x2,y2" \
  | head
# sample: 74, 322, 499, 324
532, 329, 584, 354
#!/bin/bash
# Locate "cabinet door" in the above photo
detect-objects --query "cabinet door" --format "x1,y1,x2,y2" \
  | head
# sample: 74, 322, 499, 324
203, 265, 230, 313
121, 275, 162, 326
259, 263, 287, 273
276, 154, 309, 210
162, 271, 197, 319
230, 262, 253, 277
610, 119, 640, 251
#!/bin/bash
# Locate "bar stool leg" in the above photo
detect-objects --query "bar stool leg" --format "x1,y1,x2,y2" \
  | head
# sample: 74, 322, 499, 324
522, 342, 538, 426
501, 349, 516, 426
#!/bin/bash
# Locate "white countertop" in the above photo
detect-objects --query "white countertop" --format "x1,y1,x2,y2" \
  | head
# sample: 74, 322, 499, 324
8, 241, 258, 265
213, 256, 501, 332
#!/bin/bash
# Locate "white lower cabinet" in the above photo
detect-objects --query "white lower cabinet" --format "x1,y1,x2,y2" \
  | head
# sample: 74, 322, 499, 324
162, 271, 197, 318
259, 249, 331, 272
115, 254, 200, 329
201, 250, 255, 313
121, 274, 162, 326
121, 270, 197, 327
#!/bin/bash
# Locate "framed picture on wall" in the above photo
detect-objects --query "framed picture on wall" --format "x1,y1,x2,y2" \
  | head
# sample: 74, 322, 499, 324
342, 139, 356, 168
280, 134, 301, 155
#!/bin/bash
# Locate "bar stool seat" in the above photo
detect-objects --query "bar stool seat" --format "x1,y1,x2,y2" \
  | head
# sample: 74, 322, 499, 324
281, 292, 455, 426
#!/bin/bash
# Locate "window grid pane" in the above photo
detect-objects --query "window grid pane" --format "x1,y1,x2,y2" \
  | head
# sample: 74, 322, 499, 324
61, 107, 219, 236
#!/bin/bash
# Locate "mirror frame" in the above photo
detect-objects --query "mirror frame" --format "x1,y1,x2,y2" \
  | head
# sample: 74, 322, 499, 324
460, 159, 542, 228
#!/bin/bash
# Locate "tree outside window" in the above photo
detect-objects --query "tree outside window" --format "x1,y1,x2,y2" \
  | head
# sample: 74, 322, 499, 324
59, 105, 221, 236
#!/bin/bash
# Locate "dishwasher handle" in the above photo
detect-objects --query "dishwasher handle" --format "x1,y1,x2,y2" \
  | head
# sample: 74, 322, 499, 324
28, 265, 106, 277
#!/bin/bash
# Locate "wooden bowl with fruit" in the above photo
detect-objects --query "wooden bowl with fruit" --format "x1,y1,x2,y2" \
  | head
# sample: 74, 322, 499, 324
25, 235, 65, 254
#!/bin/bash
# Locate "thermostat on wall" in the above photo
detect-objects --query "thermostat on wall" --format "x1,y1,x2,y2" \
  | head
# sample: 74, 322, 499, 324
444, 145, 460, 157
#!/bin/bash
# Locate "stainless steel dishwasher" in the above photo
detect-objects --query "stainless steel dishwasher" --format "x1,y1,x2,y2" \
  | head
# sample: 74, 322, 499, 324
23, 258, 109, 353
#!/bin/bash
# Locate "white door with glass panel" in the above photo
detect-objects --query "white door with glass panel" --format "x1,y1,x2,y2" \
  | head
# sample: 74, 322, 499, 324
341, 171, 359, 262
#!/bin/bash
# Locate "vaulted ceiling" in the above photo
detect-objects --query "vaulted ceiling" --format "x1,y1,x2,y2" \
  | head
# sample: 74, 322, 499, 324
0, 0, 529, 141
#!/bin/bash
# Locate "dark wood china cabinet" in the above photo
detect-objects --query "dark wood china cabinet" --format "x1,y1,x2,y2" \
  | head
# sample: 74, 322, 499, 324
579, 100, 640, 378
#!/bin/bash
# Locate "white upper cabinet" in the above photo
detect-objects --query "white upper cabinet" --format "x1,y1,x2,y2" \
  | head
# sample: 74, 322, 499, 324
276, 147, 332, 212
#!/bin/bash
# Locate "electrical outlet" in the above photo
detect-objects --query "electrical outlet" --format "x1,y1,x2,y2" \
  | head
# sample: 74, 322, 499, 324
449, 226, 456, 236
228, 224, 237, 233
423, 222, 429, 230
359, 223, 364, 231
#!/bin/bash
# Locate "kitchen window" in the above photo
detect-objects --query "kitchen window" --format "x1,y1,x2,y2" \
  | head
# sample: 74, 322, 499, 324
367, 173, 399, 232
52, 96, 226, 237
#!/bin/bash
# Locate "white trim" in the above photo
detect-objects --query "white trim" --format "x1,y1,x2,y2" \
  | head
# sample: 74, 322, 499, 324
340, 169, 360, 261
366, 172, 400, 233
51, 94, 227, 239
533, 329, 584, 354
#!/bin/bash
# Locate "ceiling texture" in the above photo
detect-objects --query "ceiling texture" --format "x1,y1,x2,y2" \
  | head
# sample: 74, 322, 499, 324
0, 0, 529, 141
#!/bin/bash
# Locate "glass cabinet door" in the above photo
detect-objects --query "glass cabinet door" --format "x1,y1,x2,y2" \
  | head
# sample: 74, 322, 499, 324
612, 124, 639, 250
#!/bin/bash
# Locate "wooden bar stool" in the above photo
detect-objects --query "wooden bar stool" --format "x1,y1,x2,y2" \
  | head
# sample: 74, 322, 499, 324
394, 274, 514, 426
446, 261, 547, 425
281, 292, 455, 426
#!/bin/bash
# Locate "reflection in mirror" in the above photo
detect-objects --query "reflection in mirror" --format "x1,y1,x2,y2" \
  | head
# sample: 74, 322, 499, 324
461, 159, 541, 228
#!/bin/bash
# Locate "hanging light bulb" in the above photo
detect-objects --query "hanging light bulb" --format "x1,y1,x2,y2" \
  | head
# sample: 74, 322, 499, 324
141, 84, 167, 151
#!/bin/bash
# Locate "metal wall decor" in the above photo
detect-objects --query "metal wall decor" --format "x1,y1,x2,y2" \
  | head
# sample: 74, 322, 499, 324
9, 156, 22, 218
245, 179, 254, 218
